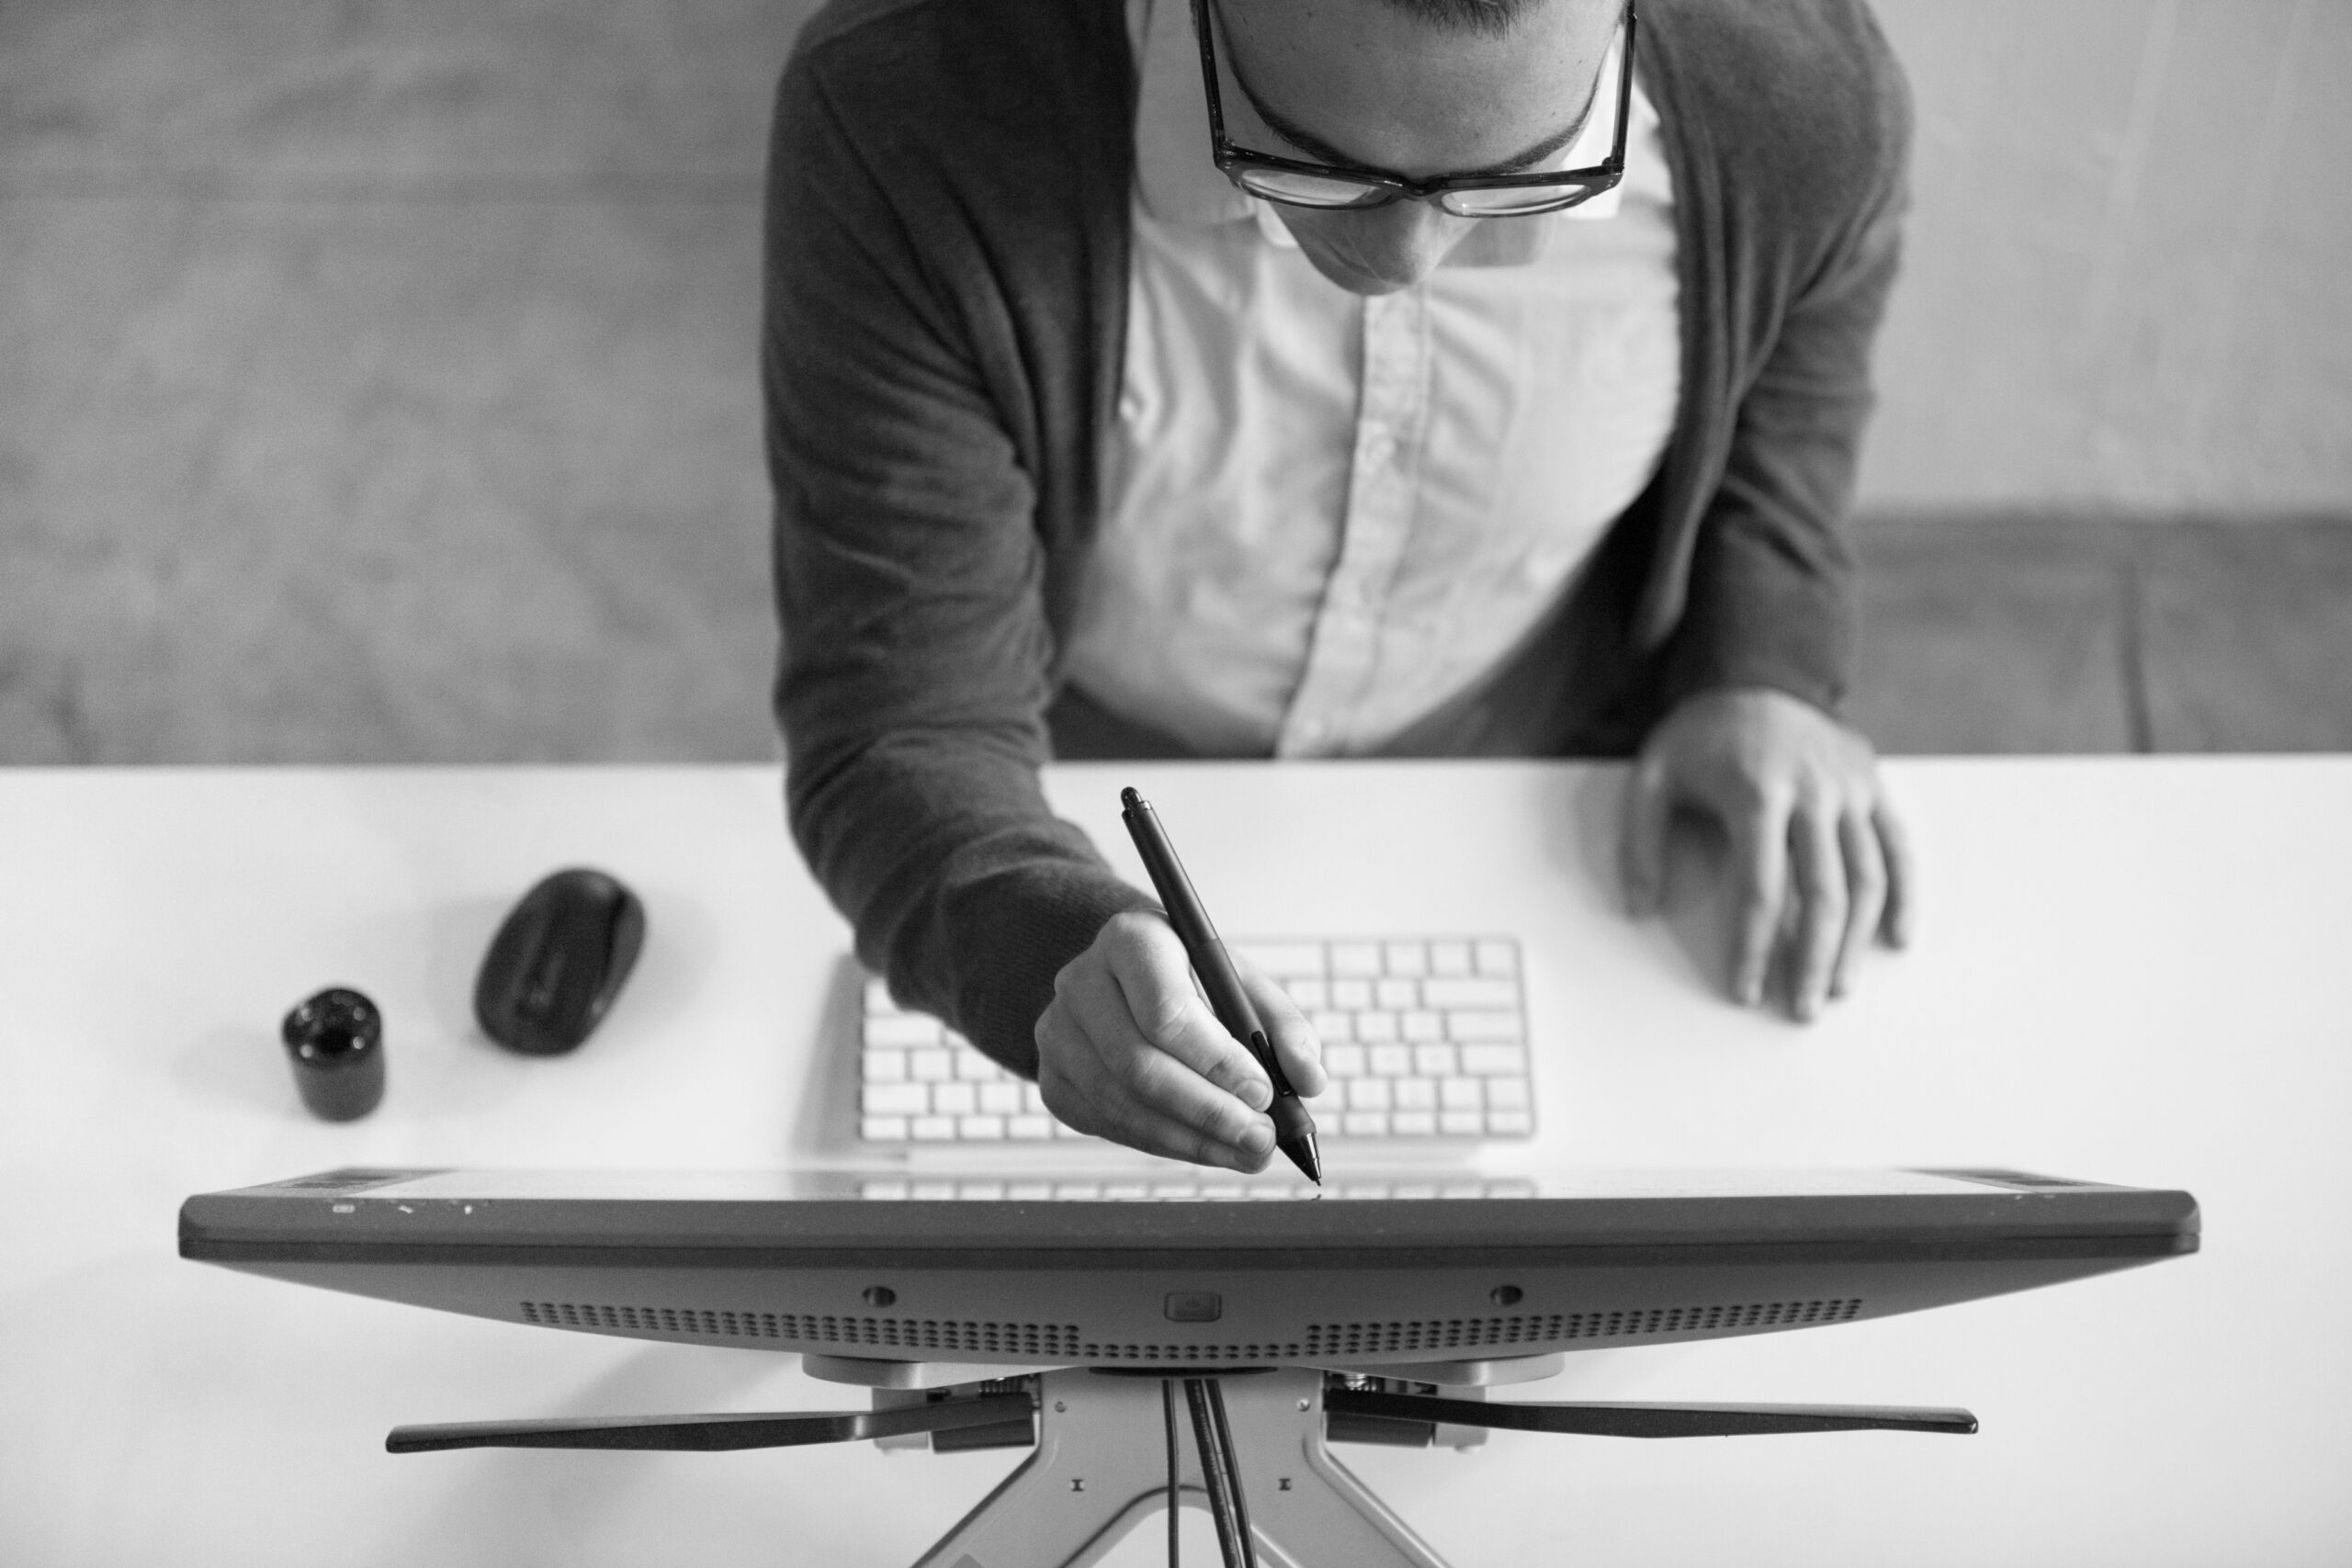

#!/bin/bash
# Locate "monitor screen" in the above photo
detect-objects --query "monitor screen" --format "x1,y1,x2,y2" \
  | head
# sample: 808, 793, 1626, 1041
180, 1167, 2198, 1371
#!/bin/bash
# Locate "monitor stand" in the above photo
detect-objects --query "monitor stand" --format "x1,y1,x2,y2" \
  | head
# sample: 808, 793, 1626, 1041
387, 1355, 1975, 1568
907, 1365, 1435, 1568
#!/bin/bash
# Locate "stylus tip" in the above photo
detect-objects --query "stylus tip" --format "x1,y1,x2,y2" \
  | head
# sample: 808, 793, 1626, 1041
1281, 1134, 1321, 1185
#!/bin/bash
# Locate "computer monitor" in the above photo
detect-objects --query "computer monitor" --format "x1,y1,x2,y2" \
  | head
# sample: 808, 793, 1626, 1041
179, 1167, 2197, 1371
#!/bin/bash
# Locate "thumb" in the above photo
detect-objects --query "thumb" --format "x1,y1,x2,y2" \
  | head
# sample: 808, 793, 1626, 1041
1620, 755, 1674, 917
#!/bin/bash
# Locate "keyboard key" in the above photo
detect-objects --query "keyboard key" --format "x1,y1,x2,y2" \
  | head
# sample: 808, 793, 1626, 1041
1374, 977, 1419, 1010
1330, 978, 1373, 1010
1390, 1111, 1438, 1136
860, 1115, 909, 1142
933, 1082, 978, 1116
1430, 941, 1473, 976
957, 1114, 1006, 1140
864, 976, 896, 1012
1476, 940, 1519, 976
1440, 1077, 1484, 1111
1448, 1010, 1524, 1042
1008, 1114, 1056, 1140
1369, 1043, 1411, 1077
910, 1116, 957, 1141
1441, 1110, 1485, 1135
1310, 1010, 1354, 1043
867, 1013, 944, 1048
1487, 1110, 1534, 1135
1413, 1043, 1460, 1078
1331, 942, 1383, 976
1421, 976, 1519, 1010
1283, 978, 1329, 1011
1394, 1077, 1438, 1111
1234, 942, 1327, 976
863, 1083, 930, 1116
1324, 1043, 1367, 1078
1347, 1077, 1393, 1111
864, 1049, 909, 1083
1342, 1111, 1390, 1136
1384, 942, 1428, 976
1462, 1044, 1530, 1076
1486, 1076, 1532, 1111
1401, 1010, 1443, 1043
1023, 1082, 1049, 1114
978, 1082, 1023, 1114
1351, 1010, 1397, 1043
910, 1048, 953, 1082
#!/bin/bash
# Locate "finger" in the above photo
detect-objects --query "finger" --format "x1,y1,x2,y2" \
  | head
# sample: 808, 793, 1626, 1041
1728, 795, 1791, 1008
1832, 807, 1887, 998
1039, 1034, 1279, 1170
1873, 800, 1915, 949
1786, 800, 1848, 1022
1241, 967, 1325, 1098
1619, 754, 1674, 916
1107, 919, 1278, 1112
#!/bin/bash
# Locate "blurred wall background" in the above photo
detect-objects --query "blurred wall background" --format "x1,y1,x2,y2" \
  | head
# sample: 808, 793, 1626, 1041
1, 0, 2346, 765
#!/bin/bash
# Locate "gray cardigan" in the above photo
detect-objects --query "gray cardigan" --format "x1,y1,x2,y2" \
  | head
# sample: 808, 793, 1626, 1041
763, 0, 1911, 1073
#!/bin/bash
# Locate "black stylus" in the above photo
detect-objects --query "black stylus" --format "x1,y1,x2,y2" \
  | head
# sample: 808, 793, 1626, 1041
1120, 786, 1322, 1185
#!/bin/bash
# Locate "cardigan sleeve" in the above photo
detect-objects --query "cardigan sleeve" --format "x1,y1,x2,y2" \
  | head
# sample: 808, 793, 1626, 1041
1658, 5, 1913, 715
763, 21, 1148, 1077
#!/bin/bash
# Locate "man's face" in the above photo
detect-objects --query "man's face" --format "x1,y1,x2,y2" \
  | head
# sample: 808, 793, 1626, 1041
1215, 0, 1621, 295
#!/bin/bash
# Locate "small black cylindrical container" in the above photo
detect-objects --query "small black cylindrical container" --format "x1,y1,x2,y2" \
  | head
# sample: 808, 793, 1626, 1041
280, 987, 386, 1121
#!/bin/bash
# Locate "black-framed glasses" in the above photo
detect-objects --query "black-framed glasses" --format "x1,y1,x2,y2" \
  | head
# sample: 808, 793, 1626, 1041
1190, 0, 1634, 219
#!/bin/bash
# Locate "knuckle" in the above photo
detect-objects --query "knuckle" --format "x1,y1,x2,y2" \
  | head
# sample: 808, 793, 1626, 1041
1136, 990, 1194, 1046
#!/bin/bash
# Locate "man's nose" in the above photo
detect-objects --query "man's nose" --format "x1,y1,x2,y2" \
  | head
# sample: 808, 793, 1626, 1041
1347, 201, 1464, 290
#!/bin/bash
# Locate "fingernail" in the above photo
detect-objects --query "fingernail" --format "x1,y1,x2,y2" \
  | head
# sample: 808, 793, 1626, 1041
1239, 1123, 1274, 1158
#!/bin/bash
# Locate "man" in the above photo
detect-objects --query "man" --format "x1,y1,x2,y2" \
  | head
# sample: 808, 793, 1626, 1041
764, 0, 1913, 1171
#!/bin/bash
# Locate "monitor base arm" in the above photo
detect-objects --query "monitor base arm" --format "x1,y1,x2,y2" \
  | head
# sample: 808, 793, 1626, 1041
387, 1369, 1974, 1567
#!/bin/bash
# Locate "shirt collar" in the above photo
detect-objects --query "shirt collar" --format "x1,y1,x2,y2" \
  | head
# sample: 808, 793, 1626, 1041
1128, 0, 1636, 241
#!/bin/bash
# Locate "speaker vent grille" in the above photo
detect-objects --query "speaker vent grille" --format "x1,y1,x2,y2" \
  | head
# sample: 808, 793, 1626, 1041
517, 1303, 1081, 1359
1297, 1298, 1864, 1359
517, 1297, 1860, 1360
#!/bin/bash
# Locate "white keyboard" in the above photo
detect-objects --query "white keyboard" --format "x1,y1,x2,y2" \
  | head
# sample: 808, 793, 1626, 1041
856, 936, 1535, 1147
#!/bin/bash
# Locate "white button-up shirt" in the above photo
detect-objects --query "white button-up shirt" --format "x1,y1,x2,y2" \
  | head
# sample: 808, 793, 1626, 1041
1064, 0, 1680, 757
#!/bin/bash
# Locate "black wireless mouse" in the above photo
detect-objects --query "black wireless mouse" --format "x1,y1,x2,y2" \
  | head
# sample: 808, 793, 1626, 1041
474, 867, 646, 1055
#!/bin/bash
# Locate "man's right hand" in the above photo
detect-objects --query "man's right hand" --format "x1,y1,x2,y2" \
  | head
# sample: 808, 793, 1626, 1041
1035, 910, 1327, 1170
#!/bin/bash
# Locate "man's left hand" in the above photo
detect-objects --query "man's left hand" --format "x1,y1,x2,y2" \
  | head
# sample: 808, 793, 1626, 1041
1620, 687, 1912, 1020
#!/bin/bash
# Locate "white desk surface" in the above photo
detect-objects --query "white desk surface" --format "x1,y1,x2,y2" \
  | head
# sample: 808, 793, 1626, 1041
2, 759, 2347, 1566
